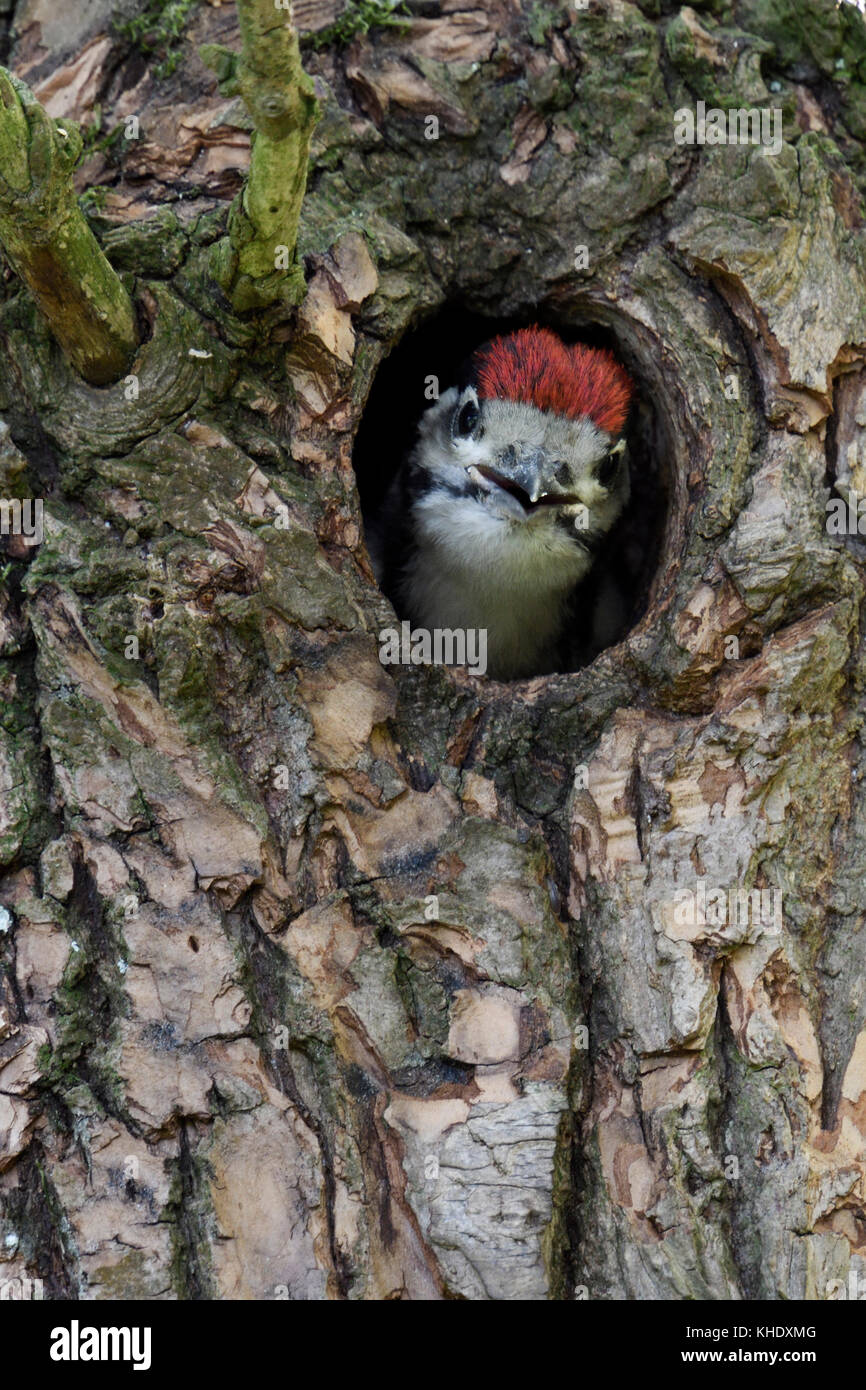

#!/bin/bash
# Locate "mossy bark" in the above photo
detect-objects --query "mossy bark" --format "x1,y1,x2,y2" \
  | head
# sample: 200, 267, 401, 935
0, 71, 137, 386
1, 0, 866, 1301
202, 0, 320, 312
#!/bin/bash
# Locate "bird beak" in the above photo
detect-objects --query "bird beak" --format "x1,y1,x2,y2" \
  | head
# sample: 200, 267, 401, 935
504, 449, 546, 504
466, 449, 576, 513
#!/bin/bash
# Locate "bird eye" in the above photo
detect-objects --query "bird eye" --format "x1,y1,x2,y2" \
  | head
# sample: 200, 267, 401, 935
454, 397, 481, 438
596, 443, 624, 489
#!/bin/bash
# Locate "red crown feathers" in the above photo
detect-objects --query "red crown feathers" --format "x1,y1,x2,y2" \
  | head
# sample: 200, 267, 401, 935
473, 326, 633, 436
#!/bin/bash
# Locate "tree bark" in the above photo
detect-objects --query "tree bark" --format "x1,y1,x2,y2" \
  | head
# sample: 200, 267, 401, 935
1, 0, 866, 1301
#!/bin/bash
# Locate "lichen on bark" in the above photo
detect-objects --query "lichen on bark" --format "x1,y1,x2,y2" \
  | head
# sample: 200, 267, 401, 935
202, 0, 320, 313
0, 69, 138, 386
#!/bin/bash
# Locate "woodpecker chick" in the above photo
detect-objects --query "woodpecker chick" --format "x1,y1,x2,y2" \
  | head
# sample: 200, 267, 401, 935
375, 326, 634, 680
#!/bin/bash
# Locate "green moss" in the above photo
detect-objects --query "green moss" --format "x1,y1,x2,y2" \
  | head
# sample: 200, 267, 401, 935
736, 0, 855, 76
114, 0, 199, 82
731, 0, 866, 184
77, 108, 127, 172
559, 4, 674, 169
305, 0, 410, 51
101, 209, 189, 277
0, 660, 53, 869
527, 1, 560, 45
78, 185, 108, 214
0, 69, 138, 385
29, 855, 131, 1123
201, 0, 320, 314
42, 945, 128, 1106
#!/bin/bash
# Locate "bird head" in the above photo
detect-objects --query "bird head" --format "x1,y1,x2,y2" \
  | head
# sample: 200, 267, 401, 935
412, 325, 634, 555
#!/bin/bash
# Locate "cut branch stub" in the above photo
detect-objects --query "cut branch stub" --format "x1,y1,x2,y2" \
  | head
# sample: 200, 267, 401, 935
202, 0, 319, 314
0, 70, 138, 387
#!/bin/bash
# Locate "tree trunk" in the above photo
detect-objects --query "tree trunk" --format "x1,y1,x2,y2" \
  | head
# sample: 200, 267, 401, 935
1, 0, 866, 1302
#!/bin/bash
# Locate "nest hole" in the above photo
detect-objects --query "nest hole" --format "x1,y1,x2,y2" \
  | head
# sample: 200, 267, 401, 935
354, 304, 669, 678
